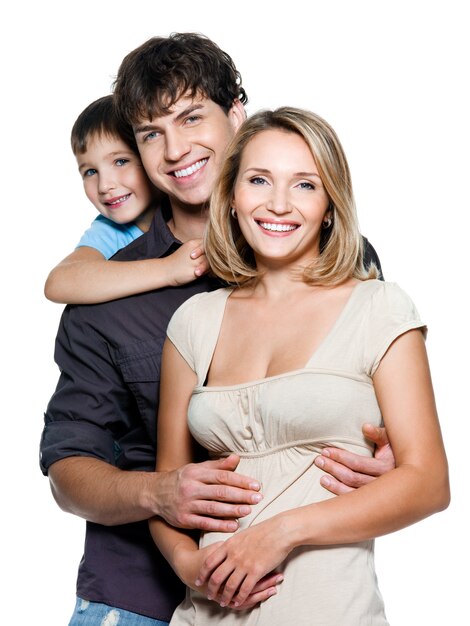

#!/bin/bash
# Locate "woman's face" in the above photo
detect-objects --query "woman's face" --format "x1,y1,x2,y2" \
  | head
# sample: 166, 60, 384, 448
232, 129, 330, 271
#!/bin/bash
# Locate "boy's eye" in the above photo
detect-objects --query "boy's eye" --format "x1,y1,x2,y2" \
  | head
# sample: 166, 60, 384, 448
84, 168, 97, 177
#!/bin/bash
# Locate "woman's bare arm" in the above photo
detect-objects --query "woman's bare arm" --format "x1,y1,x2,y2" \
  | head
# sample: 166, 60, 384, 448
149, 339, 281, 608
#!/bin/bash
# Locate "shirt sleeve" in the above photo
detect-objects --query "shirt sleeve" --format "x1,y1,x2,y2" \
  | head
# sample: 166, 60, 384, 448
76, 215, 143, 259
166, 293, 205, 372
39, 305, 139, 474
364, 282, 427, 376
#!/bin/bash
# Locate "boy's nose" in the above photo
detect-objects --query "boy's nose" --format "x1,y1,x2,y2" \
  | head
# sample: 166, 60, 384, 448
98, 177, 116, 194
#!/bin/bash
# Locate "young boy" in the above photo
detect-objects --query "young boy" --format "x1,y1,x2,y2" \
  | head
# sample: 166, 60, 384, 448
44, 95, 208, 304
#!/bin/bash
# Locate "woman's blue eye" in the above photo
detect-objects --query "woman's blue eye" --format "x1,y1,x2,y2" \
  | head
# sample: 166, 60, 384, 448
250, 177, 267, 185
298, 181, 315, 190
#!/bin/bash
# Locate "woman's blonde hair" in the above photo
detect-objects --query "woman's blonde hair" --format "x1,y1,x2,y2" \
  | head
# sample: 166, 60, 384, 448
205, 106, 377, 285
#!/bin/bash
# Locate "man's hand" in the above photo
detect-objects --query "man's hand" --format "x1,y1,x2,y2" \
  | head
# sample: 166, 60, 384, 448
157, 454, 263, 532
314, 424, 396, 495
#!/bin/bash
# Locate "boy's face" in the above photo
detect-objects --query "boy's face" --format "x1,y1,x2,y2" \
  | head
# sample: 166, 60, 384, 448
77, 135, 155, 230
133, 94, 245, 214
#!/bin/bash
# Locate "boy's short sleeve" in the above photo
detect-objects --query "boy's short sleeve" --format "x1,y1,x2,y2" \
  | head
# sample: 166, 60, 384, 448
364, 282, 427, 377
76, 215, 144, 259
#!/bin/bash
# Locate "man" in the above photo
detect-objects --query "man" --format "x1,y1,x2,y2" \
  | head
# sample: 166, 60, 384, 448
40, 33, 392, 625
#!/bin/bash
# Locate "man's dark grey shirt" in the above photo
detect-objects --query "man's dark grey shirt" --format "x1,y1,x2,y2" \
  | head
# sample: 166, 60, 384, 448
40, 206, 221, 620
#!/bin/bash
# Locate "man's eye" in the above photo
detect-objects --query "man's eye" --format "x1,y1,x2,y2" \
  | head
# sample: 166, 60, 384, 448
144, 131, 159, 142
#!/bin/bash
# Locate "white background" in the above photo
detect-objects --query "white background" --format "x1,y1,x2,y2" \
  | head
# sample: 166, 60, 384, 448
1, 1, 468, 624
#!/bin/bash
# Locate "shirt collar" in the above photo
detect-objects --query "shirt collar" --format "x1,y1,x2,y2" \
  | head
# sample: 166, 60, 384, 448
113, 196, 180, 261
148, 196, 180, 255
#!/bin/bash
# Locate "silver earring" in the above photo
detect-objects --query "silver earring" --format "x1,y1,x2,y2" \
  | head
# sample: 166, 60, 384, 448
231, 207, 237, 219
322, 216, 332, 228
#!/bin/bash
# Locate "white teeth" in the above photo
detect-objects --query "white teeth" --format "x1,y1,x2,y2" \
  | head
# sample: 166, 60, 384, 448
174, 159, 208, 178
259, 222, 298, 232
108, 194, 130, 205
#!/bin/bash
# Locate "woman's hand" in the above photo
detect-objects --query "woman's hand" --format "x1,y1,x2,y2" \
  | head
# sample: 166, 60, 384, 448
195, 518, 291, 608
175, 540, 283, 611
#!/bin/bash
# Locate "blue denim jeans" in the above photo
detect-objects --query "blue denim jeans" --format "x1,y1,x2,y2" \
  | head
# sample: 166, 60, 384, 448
68, 597, 169, 626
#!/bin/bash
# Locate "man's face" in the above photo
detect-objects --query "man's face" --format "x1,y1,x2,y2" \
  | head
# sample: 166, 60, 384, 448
133, 94, 245, 213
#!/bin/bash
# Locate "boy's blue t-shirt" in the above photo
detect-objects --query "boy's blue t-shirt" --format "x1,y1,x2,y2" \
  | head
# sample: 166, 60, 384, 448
76, 215, 144, 259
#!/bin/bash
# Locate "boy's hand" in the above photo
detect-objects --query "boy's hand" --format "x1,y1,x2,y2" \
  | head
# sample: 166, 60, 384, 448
167, 239, 210, 285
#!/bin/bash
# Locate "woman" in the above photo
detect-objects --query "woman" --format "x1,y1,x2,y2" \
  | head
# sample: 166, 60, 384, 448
150, 107, 449, 625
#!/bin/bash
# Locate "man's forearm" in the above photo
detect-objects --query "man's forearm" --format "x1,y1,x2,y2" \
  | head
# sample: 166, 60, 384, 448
48, 456, 159, 526
48, 454, 263, 530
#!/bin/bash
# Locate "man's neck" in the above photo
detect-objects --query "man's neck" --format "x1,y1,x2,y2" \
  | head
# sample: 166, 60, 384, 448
166, 202, 209, 242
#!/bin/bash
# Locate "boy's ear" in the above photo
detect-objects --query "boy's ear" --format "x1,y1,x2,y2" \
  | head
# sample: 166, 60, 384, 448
228, 99, 246, 133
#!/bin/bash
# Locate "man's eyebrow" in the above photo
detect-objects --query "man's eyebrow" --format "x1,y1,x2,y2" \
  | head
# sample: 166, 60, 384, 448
134, 104, 205, 134
174, 103, 205, 122
134, 123, 157, 135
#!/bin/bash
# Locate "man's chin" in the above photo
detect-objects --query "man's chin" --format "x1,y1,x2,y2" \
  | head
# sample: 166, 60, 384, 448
168, 191, 211, 214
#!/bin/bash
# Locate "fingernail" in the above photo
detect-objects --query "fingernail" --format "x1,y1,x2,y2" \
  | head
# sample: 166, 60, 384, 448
322, 449, 331, 457
276, 574, 284, 583
220, 602, 227, 607
195, 579, 201, 587
320, 476, 331, 487
250, 482, 260, 490
251, 493, 263, 503
315, 456, 324, 468
269, 588, 277, 597
239, 505, 251, 516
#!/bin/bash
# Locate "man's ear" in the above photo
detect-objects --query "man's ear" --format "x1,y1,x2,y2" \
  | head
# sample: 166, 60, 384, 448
228, 99, 246, 133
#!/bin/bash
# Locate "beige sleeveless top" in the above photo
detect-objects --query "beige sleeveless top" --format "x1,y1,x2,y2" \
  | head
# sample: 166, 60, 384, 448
167, 279, 425, 626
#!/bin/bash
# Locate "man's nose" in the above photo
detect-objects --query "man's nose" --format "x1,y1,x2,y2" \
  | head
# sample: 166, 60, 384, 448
164, 128, 191, 162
